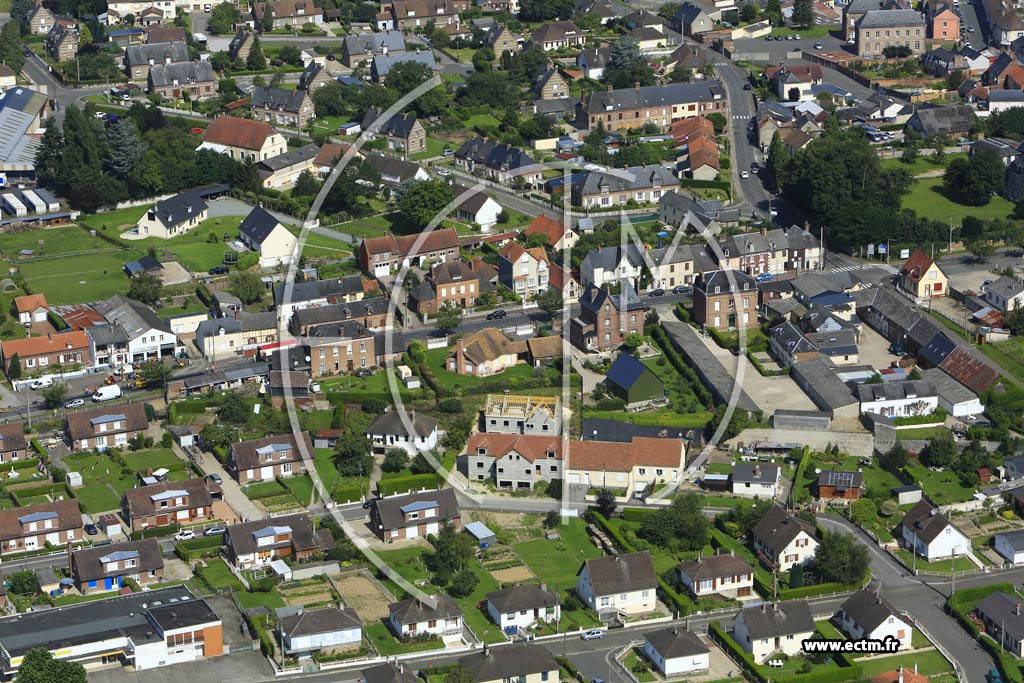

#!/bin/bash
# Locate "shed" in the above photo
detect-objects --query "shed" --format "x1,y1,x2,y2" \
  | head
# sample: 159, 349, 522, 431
66, 471, 83, 487
98, 513, 124, 537
270, 558, 293, 580
465, 521, 497, 547
892, 484, 923, 505
771, 409, 831, 432
169, 425, 196, 449
37, 567, 60, 595
604, 352, 664, 407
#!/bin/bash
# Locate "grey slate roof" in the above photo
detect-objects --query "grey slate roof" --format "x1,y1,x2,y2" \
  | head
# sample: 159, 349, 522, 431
259, 143, 318, 172
790, 355, 857, 411
582, 417, 688, 442
919, 367, 979, 406
458, 643, 558, 681
733, 462, 780, 485
72, 539, 163, 583
751, 505, 816, 556
150, 191, 207, 230
698, 269, 758, 294
857, 379, 937, 402
995, 529, 1024, 552
251, 86, 308, 113
644, 626, 710, 659
279, 606, 362, 638
239, 206, 282, 244
343, 30, 406, 57
839, 589, 905, 634
125, 40, 189, 66
579, 551, 657, 595
486, 584, 558, 613
372, 51, 436, 77
455, 137, 537, 172
857, 8, 924, 27
361, 663, 419, 683
900, 499, 956, 544
363, 152, 425, 184
94, 295, 171, 336
909, 104, 975, 136
273, 274, 367, 306
986, 275, 1024, 302
292, 297, 390, 327
678, 554, 753, 582
366, 410, 438, 438
148, 60, 215, 87
576, 165, 676, 195
584, 82, 723, 116
739, 600, 815, 639
771, 322, 818, 357
362, 109, 422, 139
372, 488, 460, 531
87, 323, 131, 346
389, 593, 463, 624
976, 592, 1024, 643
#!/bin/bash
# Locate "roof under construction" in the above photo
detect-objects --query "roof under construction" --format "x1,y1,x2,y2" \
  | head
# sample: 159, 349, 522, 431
483, 393, 559, 419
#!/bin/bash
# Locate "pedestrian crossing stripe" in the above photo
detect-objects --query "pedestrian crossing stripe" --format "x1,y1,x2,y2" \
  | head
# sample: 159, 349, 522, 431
830, 264, 898, 273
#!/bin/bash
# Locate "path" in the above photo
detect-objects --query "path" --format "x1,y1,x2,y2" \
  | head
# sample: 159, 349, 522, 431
182, 444, 263, 522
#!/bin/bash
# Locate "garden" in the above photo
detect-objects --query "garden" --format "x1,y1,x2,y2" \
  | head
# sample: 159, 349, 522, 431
64, 447, 189, 514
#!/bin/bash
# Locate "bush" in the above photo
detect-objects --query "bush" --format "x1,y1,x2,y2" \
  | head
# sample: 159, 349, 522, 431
438, 398, 463, 413
250, 576, 277, 592
378, 473, 439, 496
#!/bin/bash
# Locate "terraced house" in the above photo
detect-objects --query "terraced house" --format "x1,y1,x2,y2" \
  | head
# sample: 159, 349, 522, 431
64, 403, 149, 452
120, 478, 218, 531
580, 81, 727, 132
195, 311, 278, 358
1, 330, 91, 378
227, 431, 313, 484
361, 109, 426, 154
383, 0, 462, 31
0, 423, 27, 464
306, 321, 376, 376
455, 137, 542, 187
71, 539, 163, 594
341, 30, 406, 66
0, 500, 81, 555
571, 165, 678, 208
124, 40, 189, 82
224, 513, 331, 569
251, 0, 324, 28
464, 432, 563, 489
250, 86, 313, 129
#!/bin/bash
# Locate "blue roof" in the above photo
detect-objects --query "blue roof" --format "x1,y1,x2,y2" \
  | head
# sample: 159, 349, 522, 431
108, 27, 143, 35
465, 521, 495, 540
18, 511, 58, 524
337, 76, 364, 87
544, 171, 586, 191
809, 291, 854, 307
606, 352, 649, 391
919, 332, 957, 366
252, 525, 292, 538
90, 414, 127, 425
99, 550, 141, 563
400, 500, 438, 513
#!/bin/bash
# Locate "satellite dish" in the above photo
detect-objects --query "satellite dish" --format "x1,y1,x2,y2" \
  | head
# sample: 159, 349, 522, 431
814, 468, 821, 474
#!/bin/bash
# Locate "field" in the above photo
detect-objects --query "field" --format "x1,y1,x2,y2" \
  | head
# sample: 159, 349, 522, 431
904, 462, 977, 504
513, 519, 602, 603
126, 216, 248, 273
65, 448, 185, 514
977, 335, 1024, 384
879, 153, 965, 177
902, 177, 1014, 223
335, 571, 393, 622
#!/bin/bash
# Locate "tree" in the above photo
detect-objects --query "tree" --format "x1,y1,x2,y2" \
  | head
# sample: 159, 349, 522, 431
740, 2, 758, 21
293, 169, 320, 197
218, 392, 250, 423
943, 150, 1004, 206
814, 531, 869, 584
79, 22, 93, 46
232, 161, 261, 194
229, 270, 264, 304
882, 442, 908, 470
16, 648, 87, 683
7, 353, 21, 380
518, 0, 575, 21
200, 423, 234, 450
458, 71, 521, 109
901, 143, 919, 165
139, 361, 173, 389
880, 499, 899, 517
247, 37, 267, 70
471, 47, 494, 72
322, 157, 380, 216
604, 37, 656, 89
431, 27, 451, 48
261, 4, 274, 31
595, 488, 617, 518
446, 668, 476, 683
535, 287, 563, 320
638, 494, 709, 550
922, 434, 957, 467
385, 60, 433, 95
967, 240, 995, 262
399, 180, 455, 228
333, 432, 373, 477
429, 521, 475, 583
624, 332, 645, 351
765, 0, 783, 24
707, 112, 727, 134
544, 510, 560, 528
435, 302, 462, 333
208, 1, 242, 33
104, 120, 142, 180
381, 448, 408, 473
849, 498, 877, 527
41, 381, 70, 409
278, 44, 302, 65
127, 272, 162, 306
791, 0, 814, 28
410, 452, 435, 474
0, 21, 26, 75
670, 67, 693, 82
448, 568, 480, 597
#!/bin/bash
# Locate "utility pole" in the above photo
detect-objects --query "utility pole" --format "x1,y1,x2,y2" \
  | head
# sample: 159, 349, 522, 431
951, 548, 957, 595
912, 531, 917, 575
949, 215, 956, 254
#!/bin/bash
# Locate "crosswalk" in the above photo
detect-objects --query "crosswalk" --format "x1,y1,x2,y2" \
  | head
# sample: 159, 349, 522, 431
829, 263, 898, 274
731, 114, 750, 120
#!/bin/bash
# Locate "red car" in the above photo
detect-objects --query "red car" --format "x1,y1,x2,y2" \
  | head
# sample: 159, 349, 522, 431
190, 127, 204, 135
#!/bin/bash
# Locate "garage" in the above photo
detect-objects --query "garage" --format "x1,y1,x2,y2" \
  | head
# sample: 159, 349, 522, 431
426, 522, 439, 535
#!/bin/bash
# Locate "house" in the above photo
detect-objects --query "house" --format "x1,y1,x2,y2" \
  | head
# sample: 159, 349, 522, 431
71, 539, 163, 594
64, 403, 148, 452
362, 153, 429, 187
567, 436, 685, 498
576, 551, 658, 617
532, 67, 568, 100
195, 311, 278, 359
273, 273, 372, 318
463, 432, 562, 489
0, 499, 81, 555
572, 165, 678, 208
94, 295, 179, 363
359, 109, 427, 155
278, 606, 363, 656
835, 589, 913, 652
452, 185, 502, 230
223, 513, 331, 569
455, 137, 541, 187
498, 242, 549, 298
856, 9, 926, 57
485, 585, 560, 632
120, 478, 217, 531
765, 64, 823, 102
731, 462, 781, 498
0, 423, 27, 464
530, 20, 585, 50
673, 116, 719, 180
0, 330, 91, 378
228, 29, 255, 63
298, 62, 333, 93
525, 214, 577, 251
251, 87, 313, 129
458, 643, 559, 683
148, 61, 216, 101
46, 23, 79, 62
135, 191, 208, 239
580, 244, 644, 290
571, 283, 648, 352
123, 41, 189, 82
258, 143, 319, 190
197, 116, 287, 163
447, 328, 524, 377
384, 0, 463, 31
974, 591, 1024, 657
251, 0, 324, 28
906, 105, 975, 138
549, 263, 581, 301
362, 663, 419, 683
663, 43, 708, 75
370, 51, 437, 83
604, 352, 664, 407
227, 432, 313, 484
577, 46, 613, 80
983, 275, 1024, 311
751, 504, 818, 571
733, 601, 815, 662
579, 81, 727, 133
13, 294, 48, 326
643, 627, 711, 676
674, 1, 713, 36
858, 380, 939, 418
289, 297, 390, 336
366, 410, 440, 455
899, 499, 971, 560
388, 594, 464, 639
28, 3, 58, 34
481, 393, 562, 435
358, 228, 460, 277
919, 367, 983, 417
409, 261, 480, 315
693, 269, 759, 331
677, 554, 755, 599
482, 23, 521, 58
238, 206, 298, 269
306, 320, 378, 377
342, 30, 406, 67
817, 470, 866, 504
994, 530, 1024, 564
769, 322, 819, 367
898, 250, 947, 301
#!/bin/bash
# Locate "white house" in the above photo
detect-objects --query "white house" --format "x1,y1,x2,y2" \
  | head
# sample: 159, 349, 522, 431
857, 380, 940, 419
580, 244, 645, 290
835, 589, 913, 652
733, 601, 815, 662
576, 551, 658, 617
13, 294, 48, 326
995, 530, 1024, 565
731, 462, 781, 498
135, 191, 208, 239
642, 626, 710, 676
453, 185, 503, 230
93, 295, 180, 364
278, 606, 363, 657
388, 595, 464, 640
899, 500, 971, 561
919, 368, 984, 418
983, 276, 1024, 312
751, 505, 819, 572
678, 553, 755, 599
238, 206, 298, 270
365, 410, 440, 456
485, 584, 560, 632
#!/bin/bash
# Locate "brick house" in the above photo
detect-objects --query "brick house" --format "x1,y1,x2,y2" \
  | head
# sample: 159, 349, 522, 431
71, 539, 163, 594
447, 328, 524, 377
0, 500, 81, 555
856, 9, 926, 58
64, 403, 149, 452
692, 269, 759, 331
290, 297, 391, 335
369, 488, 461, 543
46, 23, 79, 62
251, 0, 324, 28
570, 284, 648, 352
307, 322, 376, 377
0, 423, 27, 464
1, 330, 92, 379
358, 228, 460, 277
148, 60, 216, 100
816, 470, 866, 505
408, 260, 480, 315
360, 109, 426, 154
224, 513, 331, 569
227, 432, 313, 484
120, 478, 217, 532
384, 0, 461, 31
579, 81, 727, 133
250, 86, 313, 129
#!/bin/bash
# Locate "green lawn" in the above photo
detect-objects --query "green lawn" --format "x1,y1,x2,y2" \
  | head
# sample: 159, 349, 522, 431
903, 462, 977, 504
462, 113, 501, 130
514, 518, 601, 604
902, 177, 1014, 223
120, 449, 181, 472
879, 153, 965, 177
201, 558, 244, 591
284, 474, 315, 507
409, 137, 451, 161
857, 649, 953, 677
623, 649, 656, 683
424, 347, 560, 393
79, 206, 150, 232
321, 369, 412, 398
65, 449, 185, 513
365, 622, 443, 656
582, 410, 713, 428
332, 211, 421, 240
771, 24, 836, 37
977, 335, 1024, 384
1, 225, 123, 258
20, 250, 143, 305
894, 549, 978, 573
897, 427, 952, 441
237, 587, 287, 610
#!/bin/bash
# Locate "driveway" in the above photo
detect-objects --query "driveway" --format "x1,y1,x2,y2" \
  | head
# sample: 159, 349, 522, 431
186, 445, 263, 522
855, 325, 903, 370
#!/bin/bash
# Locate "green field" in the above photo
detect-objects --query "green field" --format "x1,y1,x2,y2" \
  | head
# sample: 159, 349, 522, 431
65, 448, 185, 513
977, 335, 1024, 384
365, 622, 443, 656
857, 649, 953, 677
513, 519, 602, 603
903, 462, 977, 504
879, 153, 965, 177
20, 251, 143, 304
126, 216, 248, 273
902, 177, 1014, 222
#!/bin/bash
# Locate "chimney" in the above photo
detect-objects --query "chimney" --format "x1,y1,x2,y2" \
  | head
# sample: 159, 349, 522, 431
760, 225, 767, 238
607, 84, 613, 92
898, 666, 904, 683
1016, 602, 1021, 616
455, 338, 465, 374
47, 332, 52, 342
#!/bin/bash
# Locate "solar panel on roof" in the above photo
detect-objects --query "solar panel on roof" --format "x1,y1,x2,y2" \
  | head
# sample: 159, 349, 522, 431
252, 525, 291, 538
400, 500, 439, 513
18, 511, 58, 524
99, 550, 140, 563
255, 443, 292, 455
90, 414, 126, 425
149, 489, 188, 502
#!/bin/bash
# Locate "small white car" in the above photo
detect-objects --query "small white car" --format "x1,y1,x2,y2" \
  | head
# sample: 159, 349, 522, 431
93, 112, 107, 119
175, 529, 196, 542
436, 168, 451, 177
64, 398, 85, 409
740, 171, 750, 179
581, 629, 604, 641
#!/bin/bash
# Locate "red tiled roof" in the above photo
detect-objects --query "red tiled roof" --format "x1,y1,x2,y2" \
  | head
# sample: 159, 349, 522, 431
203, 115, 277, 151
525, 214, 570, 247
1, 330, 89, 359
500, 241, 548, 265
466, 432, 562, 462
901, 250, 936, 283
568, 436, 685, 472
362, 227, 460, 258
13, 294, 47, 314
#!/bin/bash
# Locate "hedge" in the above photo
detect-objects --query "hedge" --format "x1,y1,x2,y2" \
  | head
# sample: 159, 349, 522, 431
176, 535, 223, 561
378, 473, 439, 496
649, 324, 713, 407
8, 458, 41, 471
331, 483, 363, 503
675, 302, 692, 323
555, 656, 583, 683
680, 178, 732, 191
947, 584, 1023, 683
893, 407, 947, 426
130, 522, 180, 540
10, 482, 74, 507
621, 507, 651, 522
29, 439, 45, 456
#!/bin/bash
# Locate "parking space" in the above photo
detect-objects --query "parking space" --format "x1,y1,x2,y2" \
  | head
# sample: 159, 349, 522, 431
856, 324, 904, 370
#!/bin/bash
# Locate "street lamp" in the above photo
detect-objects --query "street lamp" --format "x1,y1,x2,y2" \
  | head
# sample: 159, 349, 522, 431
949, 217, 958, 255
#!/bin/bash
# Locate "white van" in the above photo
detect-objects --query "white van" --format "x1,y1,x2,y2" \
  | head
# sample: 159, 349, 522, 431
92, 385, 122, 402
29, 377, 53, 390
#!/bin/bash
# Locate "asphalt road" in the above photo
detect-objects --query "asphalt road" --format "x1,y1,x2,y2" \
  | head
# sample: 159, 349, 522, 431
959, 0, 986, 50
937, 246, 1022, 276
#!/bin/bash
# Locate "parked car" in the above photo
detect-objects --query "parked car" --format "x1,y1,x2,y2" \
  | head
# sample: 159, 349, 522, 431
649, 288, 665, 297
740, 170, 750, 179
355, 368, 375, 378
743, 83, 752, 90
203, 526, 226, 537
672, 285, 692, 294
64, 398, 85, 409
29, 378, 52, 390
84, 523, 98, 536
756, 273, 774, 282
486, 309, 507, 320
175, 529, 196, 542
442, 148, 454, 157
582, 629, 604, 641
208, 265, 229, 275
814, 42, 823, 49
207, 473, 223, 485
190, 127, 204, 134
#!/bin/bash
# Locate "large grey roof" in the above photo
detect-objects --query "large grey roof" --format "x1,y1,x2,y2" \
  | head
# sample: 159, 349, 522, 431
86, 323, 131, 346
486, 584, 558, 613
279, 606, 362, 638
455, 137, 536, 171
125, 40, 189, 66
148, 60, 216, 87
389, 594, 463, 624
857, 379, 937, 402
259, 143, 318, 172
366, 410, 438, 437
643, 626, 710, 659
274, 274, 367, 305
659, 319, 760, 413
839, 589, 905, 634
909, 104, 975, 136
293, 297, 390, 327
582, 243, 645, 273
251, 86, 308, 114
857, 8, 924, 27
372, 51, 436, 77
239, 206, 283, 244
362, 109, 422, 139
790, 355, 857, 411
752, 504, 816, 555
579, 551, 657, 595
919, 367, 978, 405
577, 165, 677, 195
151, 190, 208, 230
739, 601, 815, 639
585, 81, 723, 115
343, 30, 406, 56
977, 592, 1024, 643
459, 643, 558, 681
986, 275, 1024, 301
733, 462, 780, 484
94, 295, 171, 336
